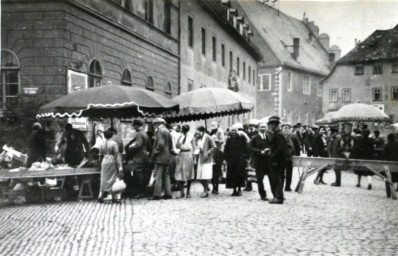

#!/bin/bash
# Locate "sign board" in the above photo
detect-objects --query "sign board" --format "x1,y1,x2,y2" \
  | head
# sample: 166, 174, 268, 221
23, 87, 38, 95
67, 70, 88, 94
67, 70, 88, 130
68, 117, 88, 131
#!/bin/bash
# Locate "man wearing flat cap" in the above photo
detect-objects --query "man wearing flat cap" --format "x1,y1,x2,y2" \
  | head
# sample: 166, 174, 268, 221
267, 116, 288, 204
125, 119, 152, 198
150, 118, 173, 199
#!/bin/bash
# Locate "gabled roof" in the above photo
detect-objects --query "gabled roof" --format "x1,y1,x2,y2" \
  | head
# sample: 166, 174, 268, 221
338, 25, 398, 64
236, 0, 331, 75
321, 25, 398, 83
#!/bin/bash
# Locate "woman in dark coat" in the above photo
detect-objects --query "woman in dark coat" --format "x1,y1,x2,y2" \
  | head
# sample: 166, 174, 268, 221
223, 126, 248, 196
353, 129, 374, 189
27, 122, 46, 167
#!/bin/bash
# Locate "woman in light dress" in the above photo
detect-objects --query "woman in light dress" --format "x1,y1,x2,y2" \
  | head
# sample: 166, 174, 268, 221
174, 125, 195, 198
193, 126, 216, 198
98, 130, 123, 203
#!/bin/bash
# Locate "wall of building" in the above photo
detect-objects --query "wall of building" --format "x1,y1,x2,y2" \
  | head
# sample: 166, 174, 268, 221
257, 66, 323, 125
179, 0, 258, 126
1, 0, 180, 106
322, 63, 398, 122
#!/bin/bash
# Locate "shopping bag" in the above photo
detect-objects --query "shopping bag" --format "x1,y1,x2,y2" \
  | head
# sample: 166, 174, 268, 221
147, 170, 155, 187
111, 178, 126, 193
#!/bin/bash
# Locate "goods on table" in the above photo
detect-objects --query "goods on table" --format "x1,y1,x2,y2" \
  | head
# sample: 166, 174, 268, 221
28, 162, 55, 171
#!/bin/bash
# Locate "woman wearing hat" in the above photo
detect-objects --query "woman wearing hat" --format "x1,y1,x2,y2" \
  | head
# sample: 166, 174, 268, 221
223, 125, 248, 196
98, 130, 124, 203
193, 126, 216, 198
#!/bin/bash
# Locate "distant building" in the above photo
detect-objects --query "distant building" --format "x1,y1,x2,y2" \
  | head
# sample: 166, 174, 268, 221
1, 0, 180, 116
234, 0, 340, 125
321, 25, 398, 122
179, 0, 263, 125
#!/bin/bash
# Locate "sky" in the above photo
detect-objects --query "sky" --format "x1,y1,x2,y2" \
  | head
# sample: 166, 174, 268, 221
275, 0, 398, 56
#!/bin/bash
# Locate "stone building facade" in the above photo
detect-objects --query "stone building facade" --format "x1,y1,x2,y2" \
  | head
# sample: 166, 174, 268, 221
321, 25, 398, 123
234, 0, 340, 125
179, 0, 262, 126
1, 0, 180, 116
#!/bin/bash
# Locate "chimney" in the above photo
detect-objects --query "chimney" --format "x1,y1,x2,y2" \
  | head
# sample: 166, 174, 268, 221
309, 32, 314, 41
319, 33, 330, 51
330, 45, 341, 60
293, 38, 300, 59
302, 11, 308, 24
329, 53, 336, 69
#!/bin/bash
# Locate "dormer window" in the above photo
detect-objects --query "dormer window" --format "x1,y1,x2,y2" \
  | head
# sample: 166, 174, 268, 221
355, 64, 364, 75
392, 62, 398, 73
373, 63, 383, 74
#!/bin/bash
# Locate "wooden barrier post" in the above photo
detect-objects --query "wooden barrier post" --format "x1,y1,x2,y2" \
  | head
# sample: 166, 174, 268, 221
384, 166, 397, 200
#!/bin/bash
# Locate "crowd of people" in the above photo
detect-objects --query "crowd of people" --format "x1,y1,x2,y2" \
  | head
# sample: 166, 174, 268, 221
23, 116, 398, 205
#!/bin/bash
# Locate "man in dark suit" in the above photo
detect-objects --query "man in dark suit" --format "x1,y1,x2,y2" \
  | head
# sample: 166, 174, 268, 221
281, 123, 300, 192
150, 118, 173, 200
249, 122, 271, 201
267, 116, 288, 204
125, 119, 152, 198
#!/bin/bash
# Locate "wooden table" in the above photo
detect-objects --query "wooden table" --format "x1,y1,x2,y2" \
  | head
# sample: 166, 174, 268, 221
0, 167, 100, 201
293, 156, 398, 200
0, 167, 99, 180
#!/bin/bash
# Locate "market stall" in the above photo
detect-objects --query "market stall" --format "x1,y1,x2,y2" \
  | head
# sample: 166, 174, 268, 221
0, 85, 180, 205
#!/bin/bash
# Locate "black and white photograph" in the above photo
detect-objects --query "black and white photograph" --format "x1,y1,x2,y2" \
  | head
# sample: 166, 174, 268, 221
0, 0, 398, 255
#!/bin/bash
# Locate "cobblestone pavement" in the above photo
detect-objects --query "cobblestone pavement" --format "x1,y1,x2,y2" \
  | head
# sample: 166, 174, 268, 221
0, 170, 397, 256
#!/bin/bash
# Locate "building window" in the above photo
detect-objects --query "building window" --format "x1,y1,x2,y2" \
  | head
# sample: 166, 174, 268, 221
392, 62, 398, 73
146, 76, 154, 91
121, 69, 132, 86
248, 66, 251, 83
0, 50, 20, 110
123, 0, 133, 11
373, 63, 383, 74
164, 0, 171, 34
372, 87, 382, 101
355, 64, 364, 75
229, 51, 233, 71
342, 88, 351, 102
329, 89, 338, 102
201, 27, 206, 55
287, 71, 292, 92
302, 75, 311, 95
164, 82, 172, 97
88, 59, 102, 88
187, 79, 194, 92
253, 70, 256, 86
237, 57, 240, 76
391, 87, 398, 100
243, 62, 246, 80
144, 0, 154, 23
212, 36, 216, 61
188, 16, 194, 48
316, 81, 322, 97
221, 44, 225, 67
259, 74, 271, 91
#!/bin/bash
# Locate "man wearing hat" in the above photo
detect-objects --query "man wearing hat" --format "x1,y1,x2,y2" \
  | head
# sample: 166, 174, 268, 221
267, 116, 288, 204
125, 120, 152, 198
150, 118, 173, 200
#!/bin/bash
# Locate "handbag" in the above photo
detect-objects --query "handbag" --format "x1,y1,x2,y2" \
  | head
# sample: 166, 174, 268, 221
111, 178, 126, 193
147, 170, 156, 187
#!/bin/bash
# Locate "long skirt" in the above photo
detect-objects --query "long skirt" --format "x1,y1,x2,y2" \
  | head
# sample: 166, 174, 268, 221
175, 151, 195, 182
226, 159, 246, 189
100, 155, 118, 192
